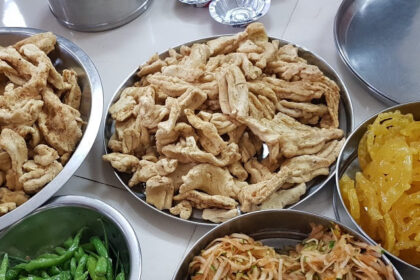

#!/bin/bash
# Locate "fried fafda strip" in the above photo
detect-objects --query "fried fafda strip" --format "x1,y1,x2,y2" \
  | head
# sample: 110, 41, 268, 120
170, 200, 192, 220
13, 32, 56, 54
0, 129, 28, 191
185, 109, 226, 155
202, 208, 238, 223
217, 65, 249, 117
179, 164, 245, 198
174, 190, 238, 210
161, 136, 240, 167
237, 112, 343, 158
38, 87, 83, 154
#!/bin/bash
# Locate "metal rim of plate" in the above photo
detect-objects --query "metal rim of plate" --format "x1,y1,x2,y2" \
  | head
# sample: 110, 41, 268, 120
209, 0, 271, 27
0, 195, 142, 280
48, 0, 152, 32
334, 0, 420, 105
178, 0, 211, 8
171, 209, 402, 280
335, 101, 420, 275
103, 35, 354, 226
0, 27, 103, 231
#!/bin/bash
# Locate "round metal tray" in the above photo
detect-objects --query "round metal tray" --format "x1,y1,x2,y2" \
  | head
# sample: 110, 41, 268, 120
48, 0, 152, 32
335, 102, 420, 278
104, 36, 354, 226
0, 27, 103, 230
0, 195, 141, 280
172, 210, 402, 279
335, 0, 420, 105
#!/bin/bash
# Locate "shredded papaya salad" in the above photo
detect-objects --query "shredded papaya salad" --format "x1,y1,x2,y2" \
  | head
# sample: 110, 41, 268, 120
188, 223, 395, 280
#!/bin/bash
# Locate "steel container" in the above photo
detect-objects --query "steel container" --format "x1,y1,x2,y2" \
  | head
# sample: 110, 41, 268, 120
209, 0, 271, 27
335, 0, 420, 105
104, 36, 354, 226
172, 210, 402, 279
335, 102, 420, 278
178, 0, 211, 8
0, 195, 141, 280
48, 0, 152, 32
0, 28, 103, 230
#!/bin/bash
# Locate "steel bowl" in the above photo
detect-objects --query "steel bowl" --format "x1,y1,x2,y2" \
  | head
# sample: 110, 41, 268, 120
335, 102, 420, 278
48, 0, 152, 32
103, 36, 354, 226
0, 195, 141, 280
0, 28, 103, 230
178, 0, 211, 8
209, 0, 271, 27
172, 209, 402, 279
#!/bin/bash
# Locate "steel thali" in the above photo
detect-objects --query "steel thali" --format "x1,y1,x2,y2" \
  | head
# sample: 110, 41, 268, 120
335, 0, 420, 104
104, 36, 354, 226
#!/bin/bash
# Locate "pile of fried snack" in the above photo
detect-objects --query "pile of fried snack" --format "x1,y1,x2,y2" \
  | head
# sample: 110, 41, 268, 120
103, 23, 345, 223
0, 33, 83, 216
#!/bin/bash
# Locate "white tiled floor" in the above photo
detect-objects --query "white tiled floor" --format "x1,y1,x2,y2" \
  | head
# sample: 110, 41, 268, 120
1, 1, 389, 279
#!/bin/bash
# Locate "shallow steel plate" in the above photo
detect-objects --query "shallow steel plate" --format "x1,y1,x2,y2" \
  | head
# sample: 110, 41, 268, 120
335, 0, 420, 104
104, 36, 354, 226
172, 210, 402, 279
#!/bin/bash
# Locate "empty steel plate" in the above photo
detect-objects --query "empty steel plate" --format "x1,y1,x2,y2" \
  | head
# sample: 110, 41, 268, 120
335, 0, 420, 104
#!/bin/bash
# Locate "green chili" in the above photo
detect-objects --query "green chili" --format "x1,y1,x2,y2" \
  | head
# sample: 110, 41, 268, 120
15, 227, 85, 272
90, 237, 108, 259
74, 248, 84, 262
94, 257, 107, 277
0, 254, 8, 280
105, 258, 112, 280
49, 271, 71, 280
20, 276, 44, 280
80, 244, 94, 252
5, 268, 20, 280
115, 272, 124, 280
69, 258, 76, 277
40, 271, 49, 278
87, 257, 99, 280
53, 248, 65, 257
47, 267, 60, 276
74, 255, 87, 280
36, 255, 58, 260
62, 238, 73, 250
75, 271, 88, 280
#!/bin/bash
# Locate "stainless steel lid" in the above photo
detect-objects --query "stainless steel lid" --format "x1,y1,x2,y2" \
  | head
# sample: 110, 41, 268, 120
209, 0, 271, 27
48, 0, 152, 32
335, 0, 420, 104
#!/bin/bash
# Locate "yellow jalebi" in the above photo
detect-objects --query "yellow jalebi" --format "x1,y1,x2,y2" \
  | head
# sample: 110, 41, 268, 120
340, 111, 420, 267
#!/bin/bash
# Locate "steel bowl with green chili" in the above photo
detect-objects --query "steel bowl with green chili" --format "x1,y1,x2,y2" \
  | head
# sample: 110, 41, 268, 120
0, 195, 141, 280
